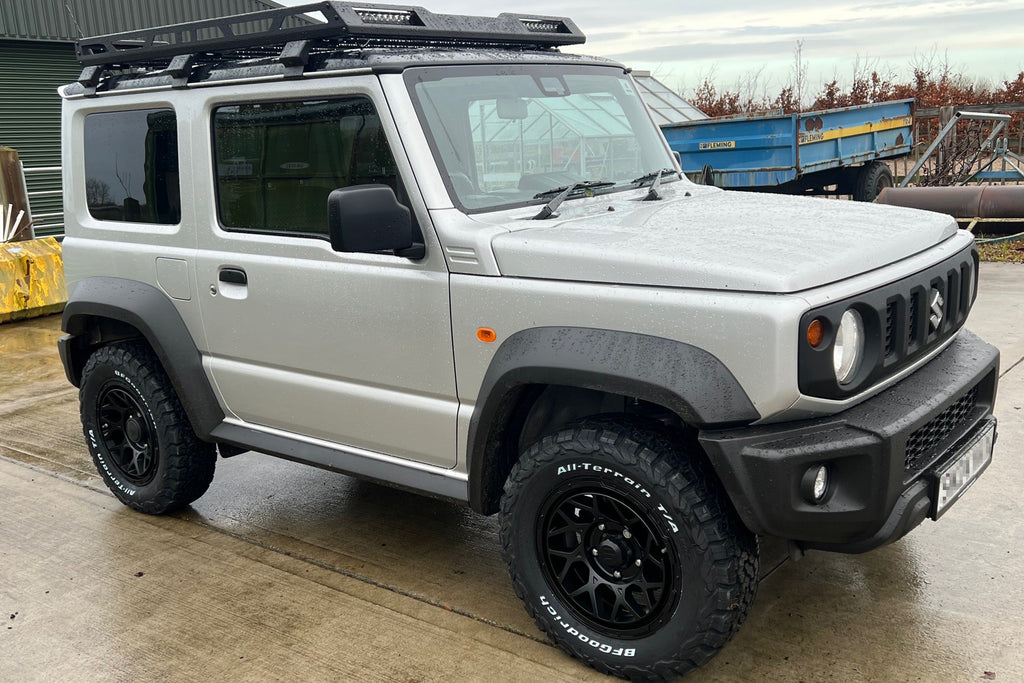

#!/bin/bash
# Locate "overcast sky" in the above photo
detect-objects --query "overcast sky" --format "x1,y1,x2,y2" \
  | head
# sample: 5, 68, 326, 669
279, 0, 1024, 100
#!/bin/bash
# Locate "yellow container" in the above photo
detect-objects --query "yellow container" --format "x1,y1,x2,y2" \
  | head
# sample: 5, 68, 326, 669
0, 237, 67, 323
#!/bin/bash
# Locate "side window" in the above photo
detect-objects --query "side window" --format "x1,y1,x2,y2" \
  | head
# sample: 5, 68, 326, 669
213, 97, 400, 237
84, 109, 180, 224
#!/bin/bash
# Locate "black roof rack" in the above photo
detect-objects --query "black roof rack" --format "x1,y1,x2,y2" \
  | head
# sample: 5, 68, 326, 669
75, 1, 585, 69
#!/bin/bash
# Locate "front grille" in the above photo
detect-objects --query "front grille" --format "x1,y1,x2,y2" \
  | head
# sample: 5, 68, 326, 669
799, 246, 978, 400
905, 386, 979, 473
908, 291, 920, 346
884, 301, 897, 356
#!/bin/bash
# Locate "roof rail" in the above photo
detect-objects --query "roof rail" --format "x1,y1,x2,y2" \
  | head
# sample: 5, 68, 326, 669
75, 1, 585, 68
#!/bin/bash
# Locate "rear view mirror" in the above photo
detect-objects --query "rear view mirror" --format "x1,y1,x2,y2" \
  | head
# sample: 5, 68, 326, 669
496, 97, 529, 120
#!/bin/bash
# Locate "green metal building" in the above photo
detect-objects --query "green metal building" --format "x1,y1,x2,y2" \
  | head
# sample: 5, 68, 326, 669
0, 0, 294, 236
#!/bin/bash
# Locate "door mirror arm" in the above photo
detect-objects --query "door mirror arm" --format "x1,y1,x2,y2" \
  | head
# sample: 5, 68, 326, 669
394, 243, 426, 259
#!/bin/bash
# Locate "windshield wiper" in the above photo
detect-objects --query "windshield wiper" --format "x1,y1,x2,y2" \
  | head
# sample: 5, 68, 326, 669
632, 168, 679, 187
632, 168, 679, 201
532, 180, 616, 220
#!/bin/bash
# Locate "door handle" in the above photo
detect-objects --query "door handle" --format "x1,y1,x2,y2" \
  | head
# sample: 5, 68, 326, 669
218, 267, 247, 285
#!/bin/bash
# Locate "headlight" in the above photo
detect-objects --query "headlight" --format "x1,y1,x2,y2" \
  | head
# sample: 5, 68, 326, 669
833, 309, 864, 384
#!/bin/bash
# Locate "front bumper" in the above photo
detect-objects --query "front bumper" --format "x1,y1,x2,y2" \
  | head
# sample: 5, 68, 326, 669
699, 329, 999, 553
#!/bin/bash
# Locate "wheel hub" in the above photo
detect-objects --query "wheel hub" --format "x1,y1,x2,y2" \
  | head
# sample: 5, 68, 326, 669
125, 416, 143, 443
592, 530, 638, 577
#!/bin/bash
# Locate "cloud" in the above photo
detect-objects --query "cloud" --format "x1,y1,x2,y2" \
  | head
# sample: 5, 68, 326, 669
582, 0, 1024, 79
274, 0, 1024, 82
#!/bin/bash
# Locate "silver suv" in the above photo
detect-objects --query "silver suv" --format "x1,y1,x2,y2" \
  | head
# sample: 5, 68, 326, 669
58, 3, 999, 679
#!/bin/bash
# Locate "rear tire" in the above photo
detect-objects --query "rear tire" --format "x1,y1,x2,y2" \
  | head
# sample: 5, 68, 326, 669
500, 417, 757, 680
853, 161, 894, 202
79, 342, 216, 514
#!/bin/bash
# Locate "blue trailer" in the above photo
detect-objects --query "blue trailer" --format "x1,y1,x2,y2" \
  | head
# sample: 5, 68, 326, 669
660, 99, 915, 201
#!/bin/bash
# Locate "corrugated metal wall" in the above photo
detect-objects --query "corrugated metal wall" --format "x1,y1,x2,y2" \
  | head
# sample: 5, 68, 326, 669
0, 41, 81, 237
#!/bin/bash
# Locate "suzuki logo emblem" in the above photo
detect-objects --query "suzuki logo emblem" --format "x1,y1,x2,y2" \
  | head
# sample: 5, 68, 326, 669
929, 289, 944, 332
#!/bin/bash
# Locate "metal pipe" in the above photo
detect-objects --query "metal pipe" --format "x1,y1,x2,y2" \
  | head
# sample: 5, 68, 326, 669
875, 185, 1024, 219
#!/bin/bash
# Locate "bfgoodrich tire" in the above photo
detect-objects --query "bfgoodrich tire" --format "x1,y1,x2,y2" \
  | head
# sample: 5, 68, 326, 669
500, 417, 757, 680
79, 342, 216, 514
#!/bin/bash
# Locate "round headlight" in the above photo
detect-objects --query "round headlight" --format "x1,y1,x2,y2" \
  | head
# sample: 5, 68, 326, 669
833, 309, 864, 384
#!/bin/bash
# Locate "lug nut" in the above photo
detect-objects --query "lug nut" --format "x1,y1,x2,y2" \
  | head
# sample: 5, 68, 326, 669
598, 523, 605, 531
622, 529, 632, 539
592, 548, 599, 556
613, 570, 621, 578
635, 559, 642, 567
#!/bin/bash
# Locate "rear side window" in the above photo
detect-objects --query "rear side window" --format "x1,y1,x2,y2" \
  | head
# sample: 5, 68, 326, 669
212, 97, 399, 237
84, 109, 180, 224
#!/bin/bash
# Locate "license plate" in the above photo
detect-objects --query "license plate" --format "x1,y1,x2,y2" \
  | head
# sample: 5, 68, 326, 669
934, 419, 995, 518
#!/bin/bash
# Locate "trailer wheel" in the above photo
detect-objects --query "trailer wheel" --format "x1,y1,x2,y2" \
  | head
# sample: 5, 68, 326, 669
853, 161, 894, 202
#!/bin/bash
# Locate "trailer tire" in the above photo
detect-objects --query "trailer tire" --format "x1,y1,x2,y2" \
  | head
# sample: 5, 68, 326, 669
854, 161, 894, 202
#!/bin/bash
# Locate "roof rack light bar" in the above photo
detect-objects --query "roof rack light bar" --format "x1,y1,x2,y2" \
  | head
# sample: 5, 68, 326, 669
75, 1, 585, 67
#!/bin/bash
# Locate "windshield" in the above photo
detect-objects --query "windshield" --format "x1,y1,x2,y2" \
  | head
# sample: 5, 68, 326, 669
404, 64, 677, 213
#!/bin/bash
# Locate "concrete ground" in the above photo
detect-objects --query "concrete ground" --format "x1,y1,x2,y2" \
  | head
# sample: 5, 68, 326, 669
1, 263, 1022, 682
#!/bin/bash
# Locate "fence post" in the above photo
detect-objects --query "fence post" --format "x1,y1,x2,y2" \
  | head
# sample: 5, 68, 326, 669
0, 147, 33, 242
938, 106, 955, 180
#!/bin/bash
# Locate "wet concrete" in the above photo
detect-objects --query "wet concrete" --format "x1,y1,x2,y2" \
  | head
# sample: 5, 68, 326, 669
1, 262, 1022, 680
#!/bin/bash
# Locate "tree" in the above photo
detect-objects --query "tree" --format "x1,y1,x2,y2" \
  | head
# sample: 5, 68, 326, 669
86, 178, 111, 207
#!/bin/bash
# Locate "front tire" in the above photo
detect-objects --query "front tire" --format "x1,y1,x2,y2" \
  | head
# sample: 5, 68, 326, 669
500, 417, 757, 680
79, 342, 216, 514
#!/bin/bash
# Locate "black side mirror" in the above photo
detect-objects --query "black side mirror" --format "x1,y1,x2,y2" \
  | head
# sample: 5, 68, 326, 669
327, 185, 423, 258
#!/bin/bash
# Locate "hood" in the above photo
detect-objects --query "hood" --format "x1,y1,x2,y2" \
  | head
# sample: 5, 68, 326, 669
489, 188, 959, 293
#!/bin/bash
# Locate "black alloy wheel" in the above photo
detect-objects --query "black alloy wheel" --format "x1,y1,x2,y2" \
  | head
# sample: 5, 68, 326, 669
96, 385, 159, 486
538, 486, 679, 637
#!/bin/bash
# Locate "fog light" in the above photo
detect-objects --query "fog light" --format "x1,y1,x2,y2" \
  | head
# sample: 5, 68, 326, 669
801, 464, 830, 504
812, 466, 828, 500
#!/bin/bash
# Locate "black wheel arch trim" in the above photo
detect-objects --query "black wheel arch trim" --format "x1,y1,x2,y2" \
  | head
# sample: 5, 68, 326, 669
60, 277, 224, 440
467, 326, 760, 514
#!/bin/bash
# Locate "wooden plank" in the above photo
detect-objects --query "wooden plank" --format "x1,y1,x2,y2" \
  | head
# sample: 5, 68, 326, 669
0, 146, 33, 242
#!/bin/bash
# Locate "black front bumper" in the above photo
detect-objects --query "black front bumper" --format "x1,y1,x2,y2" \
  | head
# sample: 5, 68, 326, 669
699, 329, 999, 553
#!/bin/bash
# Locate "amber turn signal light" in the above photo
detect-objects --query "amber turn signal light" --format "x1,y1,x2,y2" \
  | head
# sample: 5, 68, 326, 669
806, 318, 824, 348
477, 327, 497, 343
